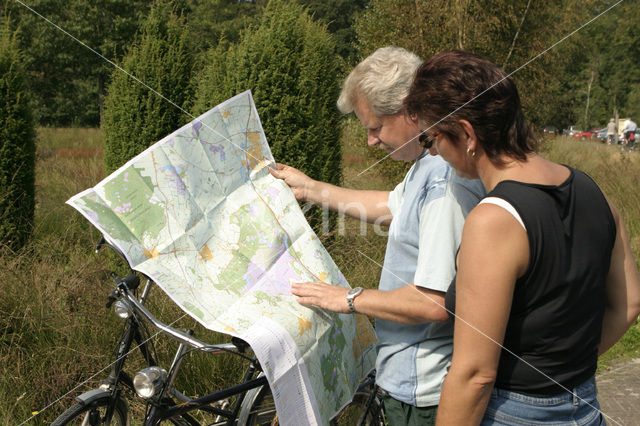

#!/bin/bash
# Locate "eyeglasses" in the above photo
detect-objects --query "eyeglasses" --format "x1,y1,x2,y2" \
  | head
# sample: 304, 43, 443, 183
418, 131, 439, 149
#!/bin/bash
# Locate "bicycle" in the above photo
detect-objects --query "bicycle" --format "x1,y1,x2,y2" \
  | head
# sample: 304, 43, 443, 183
51, 237, 385, 425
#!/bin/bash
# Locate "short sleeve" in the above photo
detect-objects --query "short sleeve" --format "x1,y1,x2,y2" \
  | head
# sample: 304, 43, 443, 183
387, 179, 406, 218
413, 195, 466, 292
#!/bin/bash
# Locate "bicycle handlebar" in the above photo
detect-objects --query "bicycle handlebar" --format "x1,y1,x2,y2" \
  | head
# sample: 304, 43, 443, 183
97, 235, 246, 355
118, 283, 238, 355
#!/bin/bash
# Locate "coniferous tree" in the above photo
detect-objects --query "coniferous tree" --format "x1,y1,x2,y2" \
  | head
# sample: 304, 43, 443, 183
9, 0, 151, 126
296, 0, 367, 65
185, 0, 266, 54
103, 0, 193, 173
0, 25, 36, 250
194, 0, 342, 233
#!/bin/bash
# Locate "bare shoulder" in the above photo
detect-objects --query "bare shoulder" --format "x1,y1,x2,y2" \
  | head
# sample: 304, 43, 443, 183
464, 202, 526, 235
462, 203, 529, 276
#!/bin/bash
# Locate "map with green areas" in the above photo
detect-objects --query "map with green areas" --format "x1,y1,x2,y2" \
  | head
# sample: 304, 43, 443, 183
67, 91, 377, 425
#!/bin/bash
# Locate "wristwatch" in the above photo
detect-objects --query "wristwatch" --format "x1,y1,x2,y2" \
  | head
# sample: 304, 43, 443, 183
346, 287, 364, 314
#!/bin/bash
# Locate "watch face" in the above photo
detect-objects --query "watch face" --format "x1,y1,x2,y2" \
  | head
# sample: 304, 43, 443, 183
347, 287, 363, 298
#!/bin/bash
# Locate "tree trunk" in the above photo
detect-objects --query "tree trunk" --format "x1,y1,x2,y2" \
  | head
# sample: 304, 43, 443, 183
503, 0, 532, 69
456, 0, 470, 49
584, 68, 595, 129
98, 74, 104, 126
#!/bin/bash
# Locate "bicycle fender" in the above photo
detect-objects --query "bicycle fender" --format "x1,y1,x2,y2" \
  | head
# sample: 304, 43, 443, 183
74, 388, 111, 404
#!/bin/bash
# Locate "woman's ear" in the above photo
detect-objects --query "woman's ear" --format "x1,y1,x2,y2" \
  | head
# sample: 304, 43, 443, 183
458, 119, 478, 152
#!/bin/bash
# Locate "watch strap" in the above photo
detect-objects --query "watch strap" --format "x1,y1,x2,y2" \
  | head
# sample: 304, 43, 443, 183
347, 296, 357, 314
346, 287, 363, 314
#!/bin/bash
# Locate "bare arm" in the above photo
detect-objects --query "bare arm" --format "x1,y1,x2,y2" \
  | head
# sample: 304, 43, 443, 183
599, 200, 640, 355
290, 281, 449, 323
436, 205, 529, 425
269, 163, 392, 224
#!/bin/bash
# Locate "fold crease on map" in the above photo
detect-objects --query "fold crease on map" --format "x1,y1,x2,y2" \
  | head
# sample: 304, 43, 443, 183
67, 91, 377, 425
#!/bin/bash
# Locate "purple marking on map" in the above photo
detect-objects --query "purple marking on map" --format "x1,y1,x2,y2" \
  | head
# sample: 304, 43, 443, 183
209, 145, 226, 161
243, 261, 266, 287
332, 324, 341, 339
160, 165, 186, 196
114, 202, 132, 214
263, 229, 288, 251
192, 121, 202, 137
265, 186, 280, 199
246, 250, 301, 295
87, 210, 99, 223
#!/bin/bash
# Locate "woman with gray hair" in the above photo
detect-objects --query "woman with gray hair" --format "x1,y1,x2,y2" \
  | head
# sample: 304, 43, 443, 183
271, 46, 485, 426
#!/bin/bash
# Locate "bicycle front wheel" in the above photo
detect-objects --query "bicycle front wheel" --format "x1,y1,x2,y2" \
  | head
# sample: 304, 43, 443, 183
51, 394, 128, 426
240, 384, 278, 426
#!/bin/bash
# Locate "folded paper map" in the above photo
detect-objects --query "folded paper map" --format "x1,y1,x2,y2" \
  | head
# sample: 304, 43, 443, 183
67, 91, 377, 425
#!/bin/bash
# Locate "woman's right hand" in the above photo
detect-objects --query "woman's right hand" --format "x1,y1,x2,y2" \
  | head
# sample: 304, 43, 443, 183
269, 163, 314, 202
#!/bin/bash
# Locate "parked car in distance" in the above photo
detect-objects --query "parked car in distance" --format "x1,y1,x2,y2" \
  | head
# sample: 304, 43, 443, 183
594, 127, 607, 142
573, 130, 594, 140
563, 125, 582, 137
542, 125, 559, 135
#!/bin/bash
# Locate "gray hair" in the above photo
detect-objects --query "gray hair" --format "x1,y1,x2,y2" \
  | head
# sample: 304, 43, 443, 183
337, 46, 422, 116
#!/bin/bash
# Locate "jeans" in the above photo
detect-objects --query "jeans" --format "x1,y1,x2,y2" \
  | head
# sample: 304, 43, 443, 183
482, 376, 605, 425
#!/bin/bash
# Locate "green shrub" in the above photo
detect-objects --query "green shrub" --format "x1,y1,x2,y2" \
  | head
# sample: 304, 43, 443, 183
0, 26, 36, 250
102, 0, 194, 173
194, 0, 343, 233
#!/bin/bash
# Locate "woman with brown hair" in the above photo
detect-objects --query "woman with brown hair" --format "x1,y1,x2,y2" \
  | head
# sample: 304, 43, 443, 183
404, 50, 640, 425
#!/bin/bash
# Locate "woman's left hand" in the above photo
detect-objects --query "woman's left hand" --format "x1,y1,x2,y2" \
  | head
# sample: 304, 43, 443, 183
291, 281, 351, 314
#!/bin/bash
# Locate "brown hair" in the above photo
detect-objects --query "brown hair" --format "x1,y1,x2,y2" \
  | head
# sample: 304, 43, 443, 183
404, 50, 536, 163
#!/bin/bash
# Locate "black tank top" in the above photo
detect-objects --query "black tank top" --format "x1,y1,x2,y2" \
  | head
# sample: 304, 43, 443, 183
445, 167, 616, 396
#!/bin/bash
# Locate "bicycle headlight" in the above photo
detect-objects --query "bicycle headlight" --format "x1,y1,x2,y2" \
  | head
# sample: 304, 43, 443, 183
133, 366, 167, 399
113, 300, 131, 319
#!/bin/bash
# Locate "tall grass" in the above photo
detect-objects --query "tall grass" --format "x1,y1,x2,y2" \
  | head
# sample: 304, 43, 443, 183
1, 128, 249, 424
540, 137, 640, 257
1, 129, 639, 423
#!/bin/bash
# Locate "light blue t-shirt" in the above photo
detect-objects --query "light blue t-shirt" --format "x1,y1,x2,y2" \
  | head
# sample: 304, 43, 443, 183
375, 152, 485, 407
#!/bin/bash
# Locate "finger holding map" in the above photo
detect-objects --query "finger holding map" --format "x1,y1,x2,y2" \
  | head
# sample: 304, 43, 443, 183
268, 163, 314, 202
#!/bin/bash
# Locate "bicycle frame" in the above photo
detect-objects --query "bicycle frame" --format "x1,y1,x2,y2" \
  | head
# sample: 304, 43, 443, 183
80, 238, 272, 425
101, 276, 270, 425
